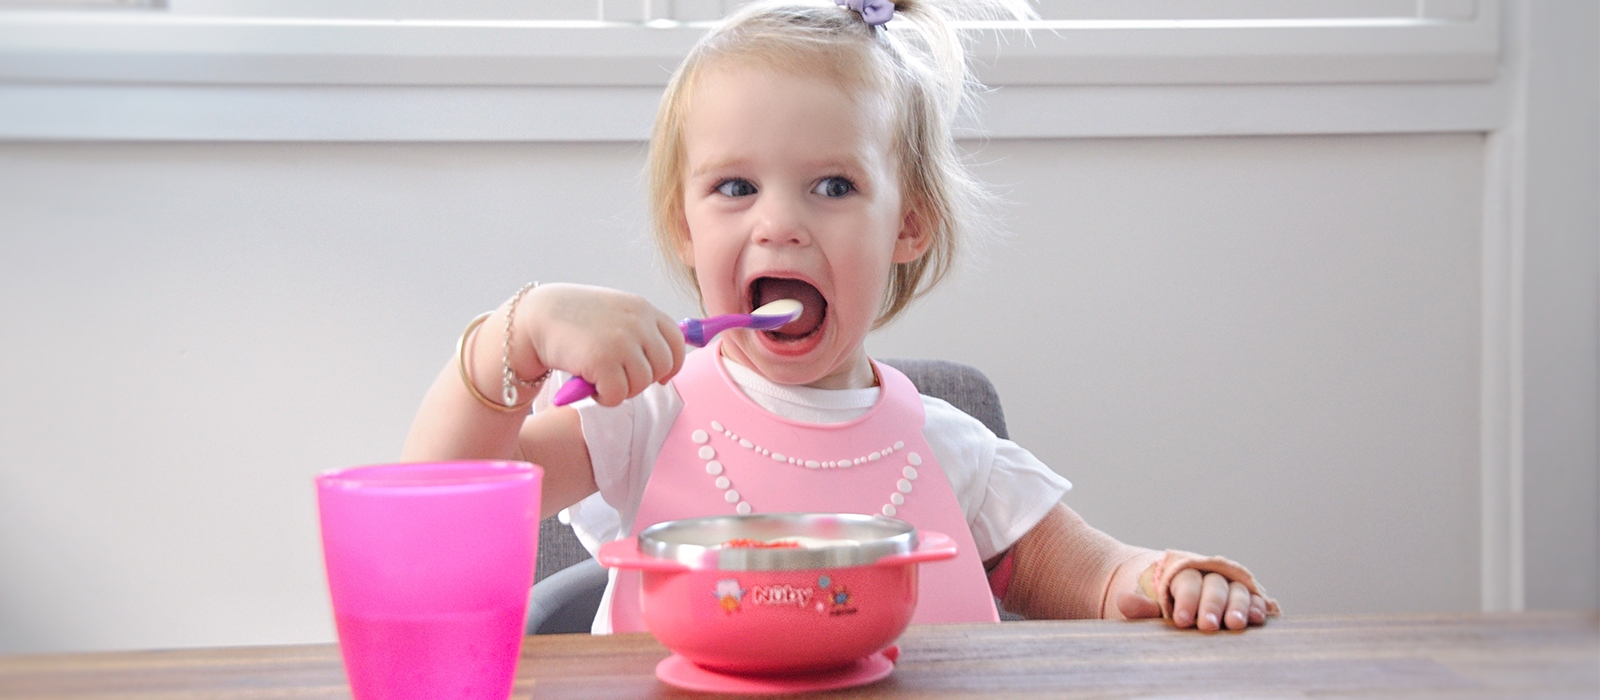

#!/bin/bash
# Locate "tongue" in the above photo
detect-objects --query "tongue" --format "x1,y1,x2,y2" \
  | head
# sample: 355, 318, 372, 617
753, 278, 826, 337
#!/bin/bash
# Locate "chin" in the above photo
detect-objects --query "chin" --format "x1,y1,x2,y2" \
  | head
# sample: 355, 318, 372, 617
726, 336, 825, 385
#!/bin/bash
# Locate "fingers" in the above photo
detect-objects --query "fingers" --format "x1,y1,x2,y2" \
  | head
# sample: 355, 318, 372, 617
586, 361, 631, 408
604, 312, 682, 399
1167, 568, 1202, 628
654, 315, 688, 383
1195, 572, 1231, 632
589, 321, 683, 406
1169, 569, 1232, 631
1166, 567, 1265, 632
588, 348, 657, 407
1224, 581, 1251, 630
530, 285, 686, 407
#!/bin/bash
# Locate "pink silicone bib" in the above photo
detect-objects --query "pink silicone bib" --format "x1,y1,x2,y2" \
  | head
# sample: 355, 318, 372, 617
610, 341, 998, 632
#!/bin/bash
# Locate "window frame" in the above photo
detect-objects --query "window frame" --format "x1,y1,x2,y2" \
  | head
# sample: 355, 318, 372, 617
0, 0, 1502, 140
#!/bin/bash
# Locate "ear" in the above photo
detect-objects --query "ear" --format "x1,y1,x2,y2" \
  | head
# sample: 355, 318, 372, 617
891, 207, 933, 264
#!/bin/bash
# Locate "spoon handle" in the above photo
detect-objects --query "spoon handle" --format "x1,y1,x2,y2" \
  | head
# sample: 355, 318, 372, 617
549, 313, 776, 406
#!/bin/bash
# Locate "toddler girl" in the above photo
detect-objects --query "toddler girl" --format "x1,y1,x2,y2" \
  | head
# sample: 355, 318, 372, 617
404, 0, 1278, 634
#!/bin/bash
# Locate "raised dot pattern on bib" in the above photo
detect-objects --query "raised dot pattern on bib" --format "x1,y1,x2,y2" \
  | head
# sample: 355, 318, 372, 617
692, 420, 920, 517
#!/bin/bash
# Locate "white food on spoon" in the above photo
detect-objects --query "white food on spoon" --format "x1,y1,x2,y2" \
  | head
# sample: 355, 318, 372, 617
751, 298, 802, 319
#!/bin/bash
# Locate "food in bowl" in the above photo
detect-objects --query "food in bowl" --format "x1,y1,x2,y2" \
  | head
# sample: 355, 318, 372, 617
719, 536, 859, 549
719, 538, 802, 549
598, 512, 956, 675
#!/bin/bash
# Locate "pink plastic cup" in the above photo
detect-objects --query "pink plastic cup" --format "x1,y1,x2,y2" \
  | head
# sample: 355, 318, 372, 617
316, 461, 541, 700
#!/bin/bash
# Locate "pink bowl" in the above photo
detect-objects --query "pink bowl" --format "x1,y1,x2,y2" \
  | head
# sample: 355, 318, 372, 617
598, 513, 956, 675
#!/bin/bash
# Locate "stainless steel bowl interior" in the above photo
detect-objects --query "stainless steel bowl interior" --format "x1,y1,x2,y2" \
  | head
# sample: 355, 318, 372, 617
637, 513, 918, 571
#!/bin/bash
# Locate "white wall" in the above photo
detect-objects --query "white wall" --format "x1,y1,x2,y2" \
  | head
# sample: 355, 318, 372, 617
878, 133, 1486, 616
0, 132, 1486, 651
0, 0, 1594, 653
0, 141, 680, 651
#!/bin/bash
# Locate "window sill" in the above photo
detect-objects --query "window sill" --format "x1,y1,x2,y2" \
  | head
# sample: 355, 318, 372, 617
0, 5, 1503, 141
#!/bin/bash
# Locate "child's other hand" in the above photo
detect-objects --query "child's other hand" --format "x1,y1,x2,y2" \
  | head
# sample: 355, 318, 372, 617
522, 283, 686, 407
1116, 550, 1280, 632
1118, 568, 1268, 631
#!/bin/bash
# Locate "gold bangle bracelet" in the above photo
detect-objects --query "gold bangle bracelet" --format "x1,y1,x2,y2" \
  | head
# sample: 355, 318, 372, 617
457, 311, 533, 413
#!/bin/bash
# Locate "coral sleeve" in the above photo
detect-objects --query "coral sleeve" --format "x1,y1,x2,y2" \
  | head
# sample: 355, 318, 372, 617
997, 504, 1148, 619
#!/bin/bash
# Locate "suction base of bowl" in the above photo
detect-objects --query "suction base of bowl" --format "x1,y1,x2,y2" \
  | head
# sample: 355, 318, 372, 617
655, 650, 895, 694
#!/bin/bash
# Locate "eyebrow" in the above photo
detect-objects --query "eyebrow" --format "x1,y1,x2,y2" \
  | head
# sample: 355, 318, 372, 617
689, 155, 870, 179
689, 157, 746, 178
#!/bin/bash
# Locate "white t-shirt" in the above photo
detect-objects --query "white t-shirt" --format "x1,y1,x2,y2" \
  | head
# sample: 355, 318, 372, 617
565, 355, 1072, 633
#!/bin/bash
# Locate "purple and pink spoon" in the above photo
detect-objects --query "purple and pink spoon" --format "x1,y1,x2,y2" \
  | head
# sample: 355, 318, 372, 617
550, 299, 802, 407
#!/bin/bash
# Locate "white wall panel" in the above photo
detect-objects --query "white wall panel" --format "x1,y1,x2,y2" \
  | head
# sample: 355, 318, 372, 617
874, 134, 1485, 615
1518, 0, 1599, 612
0, 141, 685, 652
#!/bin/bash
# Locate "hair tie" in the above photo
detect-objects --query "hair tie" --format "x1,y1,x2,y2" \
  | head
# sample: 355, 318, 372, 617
834, 0, 894, 26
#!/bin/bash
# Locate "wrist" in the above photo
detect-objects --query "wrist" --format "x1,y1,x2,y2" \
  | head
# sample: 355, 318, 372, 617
458, 312, 526, 413
457, 282, 551, 413
499, 283, 551, 395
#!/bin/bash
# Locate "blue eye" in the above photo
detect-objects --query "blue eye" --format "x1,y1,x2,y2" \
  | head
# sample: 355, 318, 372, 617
716, 179, 757, 197
813, 177, 855, 198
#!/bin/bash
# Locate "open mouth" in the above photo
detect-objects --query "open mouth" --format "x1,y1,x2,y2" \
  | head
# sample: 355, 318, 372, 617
749, 277, 826, 342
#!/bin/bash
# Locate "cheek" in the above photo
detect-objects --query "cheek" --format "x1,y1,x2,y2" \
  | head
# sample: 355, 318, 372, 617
837, 251, 894, 314
681, 208, 721, 268
685, 231, 746, 310
825, 210, 900, 309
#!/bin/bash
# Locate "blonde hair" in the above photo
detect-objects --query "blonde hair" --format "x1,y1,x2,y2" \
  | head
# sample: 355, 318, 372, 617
649, 0, 1024, 327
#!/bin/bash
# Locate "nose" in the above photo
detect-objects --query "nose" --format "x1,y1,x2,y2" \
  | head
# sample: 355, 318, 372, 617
749, 191, 810, 247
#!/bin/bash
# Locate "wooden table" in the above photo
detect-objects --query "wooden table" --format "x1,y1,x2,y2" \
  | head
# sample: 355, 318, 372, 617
2, 612, 1595, 699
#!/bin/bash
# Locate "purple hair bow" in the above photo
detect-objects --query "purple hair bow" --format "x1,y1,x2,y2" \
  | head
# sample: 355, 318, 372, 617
834, 0, 894, 26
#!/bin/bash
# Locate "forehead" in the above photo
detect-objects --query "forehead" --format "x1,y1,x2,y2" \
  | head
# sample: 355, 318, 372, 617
681, 61, 895, 170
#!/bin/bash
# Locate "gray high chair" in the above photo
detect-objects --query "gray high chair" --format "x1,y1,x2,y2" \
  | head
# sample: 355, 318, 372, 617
525, 358, 1015, 634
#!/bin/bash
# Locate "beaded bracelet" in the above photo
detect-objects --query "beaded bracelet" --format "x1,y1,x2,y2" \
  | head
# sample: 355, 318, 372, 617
501, 282, 549, 407
455, 284, 551, 413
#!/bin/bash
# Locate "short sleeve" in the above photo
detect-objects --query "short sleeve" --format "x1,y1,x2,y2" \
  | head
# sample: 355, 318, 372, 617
921, 396, 1072, 561
568, 381, 684, 553
972, 437, 1072, 559
575, 397, 636, 507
